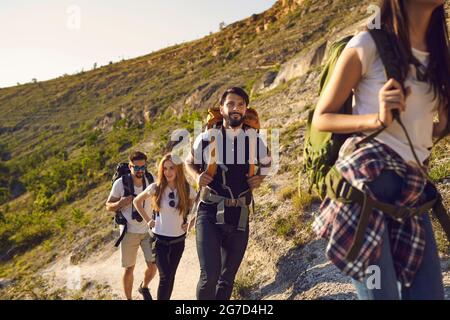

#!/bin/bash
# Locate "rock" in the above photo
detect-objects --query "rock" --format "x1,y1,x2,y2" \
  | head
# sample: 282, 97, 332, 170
185, 83, 222, 109
252, 71, 279, 95
269, 41, 327, 90
0, 278, 13, 289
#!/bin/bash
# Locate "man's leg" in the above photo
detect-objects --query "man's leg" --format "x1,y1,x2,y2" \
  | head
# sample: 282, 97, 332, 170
196, 213, 222, 300
123, 265, 135, 300
141, 233, 157, 288
143, 262, 157, 288
120, 233, 141, 300
216, 225, 249, 300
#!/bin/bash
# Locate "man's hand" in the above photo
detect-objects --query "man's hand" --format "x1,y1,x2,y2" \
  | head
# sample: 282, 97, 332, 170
181, 223, 189, 232
197, 172, 213, 187
247, 175, 265, 190
119, 196, 133, 208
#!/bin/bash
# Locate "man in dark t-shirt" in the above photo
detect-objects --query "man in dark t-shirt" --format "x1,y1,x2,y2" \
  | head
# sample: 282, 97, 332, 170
185, 87, 271, 300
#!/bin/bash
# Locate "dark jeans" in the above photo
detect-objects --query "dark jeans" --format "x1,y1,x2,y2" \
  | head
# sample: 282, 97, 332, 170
352, 170, 445, 300
195, 205, 249, 300
153, 233, 185, 300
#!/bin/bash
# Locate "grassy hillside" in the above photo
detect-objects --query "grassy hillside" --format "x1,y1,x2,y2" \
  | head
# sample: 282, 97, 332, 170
0, 0, 449, 299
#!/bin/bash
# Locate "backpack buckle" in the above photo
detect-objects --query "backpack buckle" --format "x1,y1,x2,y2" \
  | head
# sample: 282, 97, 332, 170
225, 198, 238, 207
337, 180, 352, 201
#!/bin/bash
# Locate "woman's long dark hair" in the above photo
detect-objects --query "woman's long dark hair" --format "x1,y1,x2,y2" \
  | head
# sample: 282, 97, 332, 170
379, 0, 450, 137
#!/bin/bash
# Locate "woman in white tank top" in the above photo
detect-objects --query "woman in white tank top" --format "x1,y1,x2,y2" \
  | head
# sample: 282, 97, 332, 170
312, 0, 449, 300
134, 153, 196, 300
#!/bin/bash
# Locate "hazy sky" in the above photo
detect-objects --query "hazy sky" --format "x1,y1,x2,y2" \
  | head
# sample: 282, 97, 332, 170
0, 0, 276, 88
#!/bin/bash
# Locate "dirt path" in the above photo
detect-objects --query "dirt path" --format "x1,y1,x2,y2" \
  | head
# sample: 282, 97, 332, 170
43, 234, 200, 300
41, 224, 450, 300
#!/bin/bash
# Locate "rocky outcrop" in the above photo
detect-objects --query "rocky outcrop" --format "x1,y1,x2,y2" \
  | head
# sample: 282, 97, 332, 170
268, 41, 327, 90
251, 71, 279, 95
184, 83, 223, 109
262, 18, 367, 93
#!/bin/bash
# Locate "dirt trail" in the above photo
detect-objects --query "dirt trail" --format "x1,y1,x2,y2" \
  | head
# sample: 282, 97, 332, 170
43, 234, 200, 300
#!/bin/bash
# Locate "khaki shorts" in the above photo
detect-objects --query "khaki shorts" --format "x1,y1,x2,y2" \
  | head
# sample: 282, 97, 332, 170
120, 232, 155, 268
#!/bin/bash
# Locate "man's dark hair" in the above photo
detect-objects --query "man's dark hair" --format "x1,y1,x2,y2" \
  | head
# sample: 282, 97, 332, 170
220, 87, 250, 107
129, 151, 147, 163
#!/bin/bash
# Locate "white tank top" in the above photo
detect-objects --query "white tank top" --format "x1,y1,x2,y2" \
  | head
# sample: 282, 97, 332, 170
345, 31, 439, 165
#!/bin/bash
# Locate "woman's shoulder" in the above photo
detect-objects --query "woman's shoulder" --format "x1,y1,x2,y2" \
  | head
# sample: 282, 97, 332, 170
347, 31, 375, 47
345, 30, 378, 76
145, 182, 158, 195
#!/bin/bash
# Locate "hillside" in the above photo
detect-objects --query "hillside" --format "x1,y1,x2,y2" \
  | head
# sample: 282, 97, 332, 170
1, 0, 449, 299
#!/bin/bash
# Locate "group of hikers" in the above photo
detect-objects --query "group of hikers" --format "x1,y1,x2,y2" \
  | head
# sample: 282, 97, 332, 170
105, 0, 450, 300
106, 87, 271, 300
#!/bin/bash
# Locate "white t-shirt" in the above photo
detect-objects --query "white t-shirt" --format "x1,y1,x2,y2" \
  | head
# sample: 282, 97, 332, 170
144, 183, 197, 237
345, 31, 439, 165
109, 176, 152, 234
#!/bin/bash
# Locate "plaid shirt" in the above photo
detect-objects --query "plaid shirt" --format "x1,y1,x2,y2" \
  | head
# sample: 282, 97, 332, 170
313, 135, 428, 287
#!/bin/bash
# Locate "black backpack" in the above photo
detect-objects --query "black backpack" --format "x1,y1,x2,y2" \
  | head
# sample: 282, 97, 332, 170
112, 163, 155, 247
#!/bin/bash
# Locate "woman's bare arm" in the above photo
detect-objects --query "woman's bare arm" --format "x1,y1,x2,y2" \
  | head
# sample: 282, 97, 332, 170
312, 47, 403, 134
133, 191, 153, 224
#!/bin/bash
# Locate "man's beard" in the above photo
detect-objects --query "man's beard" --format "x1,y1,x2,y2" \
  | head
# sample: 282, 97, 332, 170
227, 112, 244, 128
135, 172, 144, 178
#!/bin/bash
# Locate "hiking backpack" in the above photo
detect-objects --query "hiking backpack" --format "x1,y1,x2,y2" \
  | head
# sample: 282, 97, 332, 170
302, 34, 354, 199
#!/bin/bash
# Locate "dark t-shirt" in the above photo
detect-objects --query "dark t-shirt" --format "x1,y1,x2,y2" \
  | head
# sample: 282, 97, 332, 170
191, 125, 271, 225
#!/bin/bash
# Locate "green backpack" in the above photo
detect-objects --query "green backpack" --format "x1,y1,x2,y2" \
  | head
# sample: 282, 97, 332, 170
302, 35, 354, 199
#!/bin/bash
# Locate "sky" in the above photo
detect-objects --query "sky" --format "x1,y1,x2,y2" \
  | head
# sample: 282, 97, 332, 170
0, 0, 276, 88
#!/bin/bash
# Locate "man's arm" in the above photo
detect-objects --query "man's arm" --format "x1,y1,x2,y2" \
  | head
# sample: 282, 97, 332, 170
185, 145, 213, 188
105, 195, 132, 213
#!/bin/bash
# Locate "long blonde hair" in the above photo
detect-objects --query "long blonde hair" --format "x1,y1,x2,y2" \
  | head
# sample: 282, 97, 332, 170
151, 154, 191, 217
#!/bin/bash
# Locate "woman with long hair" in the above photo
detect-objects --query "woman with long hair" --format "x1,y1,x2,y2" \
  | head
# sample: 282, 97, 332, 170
134, 154, 196, 300
312, 0, 449, 299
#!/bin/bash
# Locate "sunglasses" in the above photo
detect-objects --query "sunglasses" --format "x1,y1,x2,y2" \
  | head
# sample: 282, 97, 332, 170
169, 191, 176, 208
132, 165, 147, 172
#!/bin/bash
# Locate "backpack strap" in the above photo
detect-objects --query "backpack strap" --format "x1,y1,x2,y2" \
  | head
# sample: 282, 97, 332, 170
114, 224, 127, 247
122, 174, 134, 197
357, 29, 428, 178
145, 171, 154, 185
